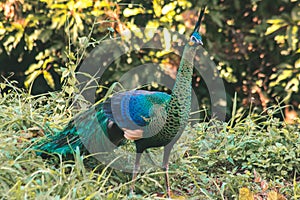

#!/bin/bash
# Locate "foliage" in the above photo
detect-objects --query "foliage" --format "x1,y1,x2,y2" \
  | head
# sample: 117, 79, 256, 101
1, 0, 299, 119
0, 0, 117, 94
0, 85, 299, 199
203, 0, 300, 117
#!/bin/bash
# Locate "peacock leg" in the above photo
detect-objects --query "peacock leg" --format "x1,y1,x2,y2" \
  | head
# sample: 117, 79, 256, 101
163, 145, 173, 198
130, 152, 142, 196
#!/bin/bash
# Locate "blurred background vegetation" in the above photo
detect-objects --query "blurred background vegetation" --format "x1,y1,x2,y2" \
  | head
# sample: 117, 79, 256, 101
0, 0, 299, 121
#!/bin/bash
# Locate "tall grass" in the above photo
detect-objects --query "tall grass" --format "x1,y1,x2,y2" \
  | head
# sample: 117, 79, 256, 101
0, 82, 299, 199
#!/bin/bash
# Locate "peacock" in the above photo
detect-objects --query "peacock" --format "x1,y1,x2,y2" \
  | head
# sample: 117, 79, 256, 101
34, 7, 206, 198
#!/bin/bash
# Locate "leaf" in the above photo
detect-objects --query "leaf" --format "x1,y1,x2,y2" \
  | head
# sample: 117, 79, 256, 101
43, 71, 55, 89
267, 190, 286, 200
267, 191, 278, 200
42, 57, 54, 70
64, 86, 74, 95
24, 34, 34, 51
13, 30, 24, 48
285, 77, 299, 92
126, 23, 143, 39
3, 35, 14, 53
266, 19, 286, 24
274, 35, 285, 44
295, 59, 300, 69
25, 61, 43, 75
210, 12, 223, 27
145, 20, 159, 41
163, 28, 171, 50
153, 0, 162, 17
265, 24, 285, 35
0, 21, 6, 35
177, 24, 185, 34
123, 8, 144, 17
0, 83, 6, 90
291, 5, 300, 21
74, 0, 93, 9
78, 36, 89, 48
261, 180, 268, 191
24, 70, 42, 89
227, 156, 235, 164
73, 13, 84, 31
276, 69, 293, 83
286, 25, 298, 51
239, 187, 254, 200
161, 2, 177, 15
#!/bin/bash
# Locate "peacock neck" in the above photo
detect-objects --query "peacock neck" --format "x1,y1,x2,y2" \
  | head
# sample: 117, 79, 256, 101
172, 44, 198, 96
165, 44, 199, 135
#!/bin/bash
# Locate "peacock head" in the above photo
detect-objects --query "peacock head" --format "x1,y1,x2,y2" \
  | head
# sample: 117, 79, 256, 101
189, 6, 206, 46
190, 32, 203, 46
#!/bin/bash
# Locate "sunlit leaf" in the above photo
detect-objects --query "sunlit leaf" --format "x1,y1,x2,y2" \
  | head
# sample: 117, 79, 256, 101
265, 24, 286, 35
74, 13, 84, 31
295, 59, 300, 69
285, 77, 299, 92
126, 23, 143, 39
161, 2, 177, 15
0, 83, 6, 90
123, 8, 144, 17
0, 21, 6, 34
145, 20, 159, 40
274, 35, 285, 44
42, 57, 54, 70
43, 71, 55, 89
153, 0, 162, 17
269, 73, 278, 80
49, 3, 68, 9
24, 70, 42, 89
177, 24, 186, 34
13, 31, 23, 48
267, 190, 286, 200
266, 19, 286, 24
74, 0, 93, 9
275, 70, 293, 83
25, 61, 43, 75
163, 28, 171, 50
286, 25, 298, 51
239, 187, 254, 200
11, 22, 24, 30
24, 34, 34, 51
64, 86, 74, 95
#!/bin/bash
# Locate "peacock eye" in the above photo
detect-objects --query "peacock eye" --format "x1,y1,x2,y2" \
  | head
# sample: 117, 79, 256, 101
191, 35, 198, 42
190, 35, 203, 45
190, 32, 203, 45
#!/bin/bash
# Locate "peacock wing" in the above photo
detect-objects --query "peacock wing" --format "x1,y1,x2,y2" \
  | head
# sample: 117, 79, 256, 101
102, 90, 170, 139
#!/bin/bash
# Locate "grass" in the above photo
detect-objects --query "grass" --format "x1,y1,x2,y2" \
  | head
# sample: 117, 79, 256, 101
0, 83, 300, 199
